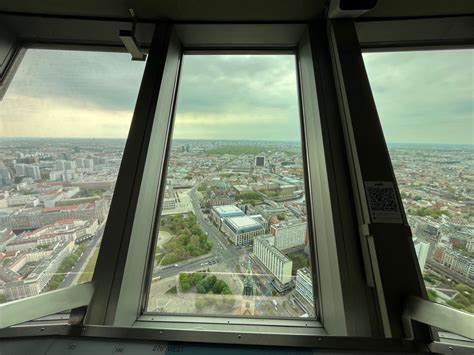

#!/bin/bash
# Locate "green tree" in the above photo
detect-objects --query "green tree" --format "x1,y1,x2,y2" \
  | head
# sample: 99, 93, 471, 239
196, 282, 206, 294
206, 275, 217, 289
212, 279, 226, 294
222, 286, 232, 295
455, 284, 473, 294
427, 289, 437, 302
447, 299, 466, 310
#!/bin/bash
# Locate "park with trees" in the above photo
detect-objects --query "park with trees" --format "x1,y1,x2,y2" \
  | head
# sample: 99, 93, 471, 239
179, 272, 235, 312
159, 214, 212, 265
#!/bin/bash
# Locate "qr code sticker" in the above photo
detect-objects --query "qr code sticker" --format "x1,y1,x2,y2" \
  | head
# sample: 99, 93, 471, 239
365, 181, 402, 223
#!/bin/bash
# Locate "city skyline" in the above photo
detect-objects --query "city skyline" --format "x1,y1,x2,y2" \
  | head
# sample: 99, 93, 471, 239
1, 137, 474, 147
1, 138, 472, 315
0, 49, 471, 144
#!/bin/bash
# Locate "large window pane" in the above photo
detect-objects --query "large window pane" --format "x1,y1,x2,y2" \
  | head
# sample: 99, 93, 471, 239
146, 54, 317, 318
363, 49, 473, 314
0, 49, 145, 303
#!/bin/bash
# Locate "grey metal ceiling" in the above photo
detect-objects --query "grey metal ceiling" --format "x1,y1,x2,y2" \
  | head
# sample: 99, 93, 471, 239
0, 0, 472, 21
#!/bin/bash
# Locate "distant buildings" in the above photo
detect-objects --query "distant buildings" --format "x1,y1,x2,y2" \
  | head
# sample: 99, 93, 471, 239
255, 156, 265, 167
15, 164, 41, 180
0, 228, 16, 251
4, 201, 108, 230
0, 218, 98, 301
0, 166, 12, 186
162, 186, 177, 210
0, 141, 126, 302
2, 240, 74, 300
56, 160, 76, 171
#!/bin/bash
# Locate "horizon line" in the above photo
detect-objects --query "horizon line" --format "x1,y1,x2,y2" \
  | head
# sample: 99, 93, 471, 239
0, 137, 473, 146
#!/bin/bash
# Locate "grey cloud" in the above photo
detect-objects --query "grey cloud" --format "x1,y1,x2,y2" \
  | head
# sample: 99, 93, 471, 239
176, 55, 299, 115
363, 49, 473, 144
172, 55, 301, 140
9, 49, 145, 111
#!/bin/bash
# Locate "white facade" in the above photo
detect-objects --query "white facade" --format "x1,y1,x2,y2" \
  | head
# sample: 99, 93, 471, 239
413, 237, 430, 272
7, 195, 40, 207
162, 198, 177, 210
4, 241, 74, 300
441, 248, 474, 282
210, 204, 244, 228
270, 221, 306, 251
295, 267, 314, 305
221, 216, 264, 245
15, 164, 41, 180
253, 236, 292, 285
56, 160, 77, 171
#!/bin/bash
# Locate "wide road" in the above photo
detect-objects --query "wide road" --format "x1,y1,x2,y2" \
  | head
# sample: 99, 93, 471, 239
153, 179, 243, 280
154, 254, 220, 279
60, 221, 106, 288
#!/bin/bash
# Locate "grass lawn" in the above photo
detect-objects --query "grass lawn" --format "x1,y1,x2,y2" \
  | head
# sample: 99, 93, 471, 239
154, 252, 164, 267
166, 286, 178, 295
78, 248, 99, 284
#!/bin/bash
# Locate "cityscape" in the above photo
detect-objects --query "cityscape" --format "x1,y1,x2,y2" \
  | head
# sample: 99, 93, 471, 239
148, 139, 313, 318
0, 138, 472, 317
389, 143, 473, 313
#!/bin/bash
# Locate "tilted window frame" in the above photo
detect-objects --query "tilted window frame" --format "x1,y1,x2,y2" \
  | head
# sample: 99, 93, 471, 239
0, 18, 154, 328
81, 23, 353, 345
347, 15, 474, 344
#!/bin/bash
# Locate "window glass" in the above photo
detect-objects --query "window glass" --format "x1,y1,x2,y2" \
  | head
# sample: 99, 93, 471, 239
363, 49, 473, 314
146, 54, 317, 318
0, 49, 145, 303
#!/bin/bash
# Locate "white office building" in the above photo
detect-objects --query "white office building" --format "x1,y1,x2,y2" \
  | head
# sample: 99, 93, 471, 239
15, 164, 41, 180
211, 204, 245, 228
413, 237, 430, 272
56, 160, 77, 171
221, 215, 264, 245
3, 241, 74, 300
270, 220, 306, 251
295, 267, 314, 305
253, 236, 292, 285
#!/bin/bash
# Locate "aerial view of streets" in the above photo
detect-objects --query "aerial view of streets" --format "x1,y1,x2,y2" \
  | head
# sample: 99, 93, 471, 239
148, 140, 314, 318
0, 138, 472, 317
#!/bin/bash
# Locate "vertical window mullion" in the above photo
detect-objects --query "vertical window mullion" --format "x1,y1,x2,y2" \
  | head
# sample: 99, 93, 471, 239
101, 27, 183, 327
85, 23, 178, 326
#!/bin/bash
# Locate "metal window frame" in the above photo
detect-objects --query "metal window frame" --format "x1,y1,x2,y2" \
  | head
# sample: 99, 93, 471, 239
0, 283, 94, 329
353, 17, 474, 345
329, 14, 474, 343
328, 18, 434, 341
355, 16, 474, 52
0, 11, 472, 351
0, 36, 150, 328
0, 20, 364, 344
82, 22, 365, 345
356, 16, 474, 345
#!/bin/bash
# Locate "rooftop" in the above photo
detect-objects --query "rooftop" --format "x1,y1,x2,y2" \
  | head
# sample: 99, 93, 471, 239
271, 220, 306, 229
297, 267, 312, 279
224, 215, 263, 234
212, 204, 244, 217
255, 236, 291, 264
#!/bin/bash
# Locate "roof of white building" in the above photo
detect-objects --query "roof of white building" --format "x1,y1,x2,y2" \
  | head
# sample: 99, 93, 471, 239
224, 215, 263, 234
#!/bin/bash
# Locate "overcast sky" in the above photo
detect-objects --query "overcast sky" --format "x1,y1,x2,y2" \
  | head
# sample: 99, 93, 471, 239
363, 50, 473, 145
0, 49, 472, 144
